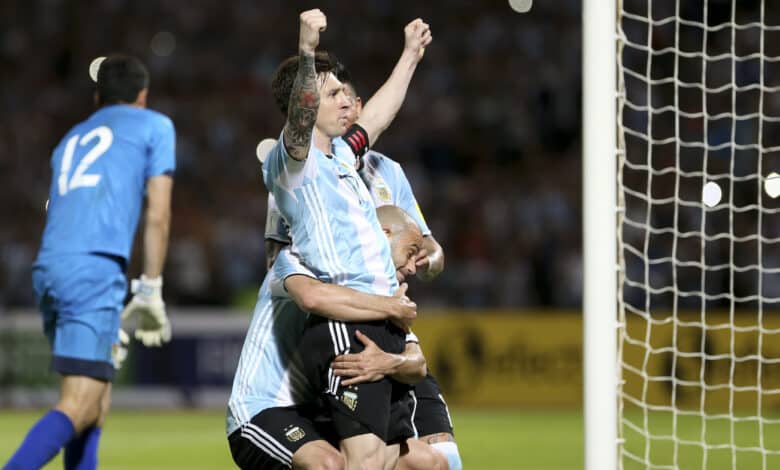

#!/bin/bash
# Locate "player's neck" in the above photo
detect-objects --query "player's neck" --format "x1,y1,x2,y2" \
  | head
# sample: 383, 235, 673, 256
312, 127, 332, 155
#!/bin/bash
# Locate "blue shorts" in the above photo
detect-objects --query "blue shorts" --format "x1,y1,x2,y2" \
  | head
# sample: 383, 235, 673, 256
32, 253, 126, 381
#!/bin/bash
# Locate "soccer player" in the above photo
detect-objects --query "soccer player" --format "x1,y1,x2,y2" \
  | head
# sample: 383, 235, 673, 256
263, 80, 461, 470
262, 9, 431, 469
227, 205, 434, 469
338, 81, 461, 470
4, 55, 174, 470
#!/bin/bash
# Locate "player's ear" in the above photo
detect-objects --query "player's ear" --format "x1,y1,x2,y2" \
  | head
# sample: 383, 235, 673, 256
135, 88, 148, 108
382, 226, 391, 238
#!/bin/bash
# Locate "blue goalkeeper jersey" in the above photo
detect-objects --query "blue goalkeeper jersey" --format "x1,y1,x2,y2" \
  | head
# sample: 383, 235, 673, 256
37, 104, 175, 263
262, 134, 398, 296
264, 150, 432, 243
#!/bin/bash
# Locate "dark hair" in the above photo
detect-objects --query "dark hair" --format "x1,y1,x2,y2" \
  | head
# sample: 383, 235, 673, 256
271, 50, 346, 116
96, 55, 150, 106
342, 79, 358, 98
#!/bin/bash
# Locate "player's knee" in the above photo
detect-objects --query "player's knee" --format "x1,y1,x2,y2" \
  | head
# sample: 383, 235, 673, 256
293, 442, 345, 470
57, 377, 108, 432
399, 441, 446, 470
96, 388, 112, 427
56, 396, 101, 432
317, 451, 345, 470
430, 442, 462, 470
342, 441, 384, 470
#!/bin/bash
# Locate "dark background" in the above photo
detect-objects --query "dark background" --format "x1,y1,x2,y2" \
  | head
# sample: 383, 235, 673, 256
2, 0, 581, 310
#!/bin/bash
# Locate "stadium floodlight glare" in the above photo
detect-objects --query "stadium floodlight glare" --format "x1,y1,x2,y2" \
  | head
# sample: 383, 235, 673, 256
765, 172, 780, 199
256, 138, 276, 164
88, 56, 106, 83
702, 182, 722, 208
508, 0, 532, 13
585, 0, 780, 468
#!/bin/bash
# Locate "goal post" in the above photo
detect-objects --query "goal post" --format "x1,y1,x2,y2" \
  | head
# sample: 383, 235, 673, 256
583, 0, 618, 469
588, 1, 780, 468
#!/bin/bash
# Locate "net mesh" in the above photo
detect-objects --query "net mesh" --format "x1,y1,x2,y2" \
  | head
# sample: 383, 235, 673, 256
617, 1, 780, 468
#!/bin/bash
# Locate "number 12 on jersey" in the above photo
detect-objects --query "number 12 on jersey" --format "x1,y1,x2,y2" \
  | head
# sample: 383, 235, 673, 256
58, 126, 113, 196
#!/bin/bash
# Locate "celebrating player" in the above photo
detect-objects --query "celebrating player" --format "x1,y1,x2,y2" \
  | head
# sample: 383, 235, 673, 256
227, 206, 438, 469
261, 9, 431, 469
338, 80, 460, 470
4, 55, 175, 470
263, 78, 460, 470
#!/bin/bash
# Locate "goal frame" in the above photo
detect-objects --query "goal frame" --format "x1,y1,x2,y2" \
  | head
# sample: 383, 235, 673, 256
583, 0, 618, 468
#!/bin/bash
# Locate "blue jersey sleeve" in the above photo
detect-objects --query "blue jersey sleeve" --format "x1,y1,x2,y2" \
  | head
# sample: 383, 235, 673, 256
392, 163, 432, 237
146, 115, 176, 178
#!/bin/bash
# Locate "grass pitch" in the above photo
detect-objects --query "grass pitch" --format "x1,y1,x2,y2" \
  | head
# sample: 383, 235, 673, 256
4, 408, 777, 468
1, 408, 558, 470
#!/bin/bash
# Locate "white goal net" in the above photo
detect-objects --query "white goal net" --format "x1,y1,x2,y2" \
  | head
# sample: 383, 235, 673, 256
616, 1, 780, 468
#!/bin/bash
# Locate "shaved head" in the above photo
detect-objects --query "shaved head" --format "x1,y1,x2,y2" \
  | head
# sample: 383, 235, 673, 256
377, 205, 418, 234
377, 205, 423, 282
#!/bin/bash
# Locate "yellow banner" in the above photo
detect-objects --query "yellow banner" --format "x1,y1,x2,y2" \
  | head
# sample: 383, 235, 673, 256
414, 311, 780, 409
621, 312, 780, 411
413, 312, 582, 407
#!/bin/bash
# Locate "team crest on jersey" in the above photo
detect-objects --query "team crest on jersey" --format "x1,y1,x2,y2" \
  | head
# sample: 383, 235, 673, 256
372, 181, 392, 204
284, 426, 306, 442
341, 390, 359, 411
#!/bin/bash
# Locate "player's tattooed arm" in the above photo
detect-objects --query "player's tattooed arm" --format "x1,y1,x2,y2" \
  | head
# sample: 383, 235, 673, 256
283, 51, 319, 161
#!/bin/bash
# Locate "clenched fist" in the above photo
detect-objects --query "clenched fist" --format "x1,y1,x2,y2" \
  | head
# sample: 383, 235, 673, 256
299, 9, 327, 54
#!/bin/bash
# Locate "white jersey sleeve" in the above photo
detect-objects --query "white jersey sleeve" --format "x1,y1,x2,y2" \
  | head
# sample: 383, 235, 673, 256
265, 193, 291, 244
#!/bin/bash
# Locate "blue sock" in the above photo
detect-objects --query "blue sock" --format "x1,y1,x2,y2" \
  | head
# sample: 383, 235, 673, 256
64, 426, 102, 470
3, 409, 75, 470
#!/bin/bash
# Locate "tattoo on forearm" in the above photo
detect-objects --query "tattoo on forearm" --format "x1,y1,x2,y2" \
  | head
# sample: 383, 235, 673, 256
284, 52, 319, 160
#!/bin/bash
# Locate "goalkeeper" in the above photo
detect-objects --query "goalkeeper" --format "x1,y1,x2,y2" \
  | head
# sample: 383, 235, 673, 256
5, 55, 175, 470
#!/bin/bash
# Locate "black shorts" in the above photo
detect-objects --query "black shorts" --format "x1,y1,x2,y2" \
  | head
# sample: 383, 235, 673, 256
411, 373, 454, 437
228, 405, 336, 470
299, 317, 413, 444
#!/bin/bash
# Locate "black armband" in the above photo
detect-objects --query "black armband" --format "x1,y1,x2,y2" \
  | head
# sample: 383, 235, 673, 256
343, 123, 370, 158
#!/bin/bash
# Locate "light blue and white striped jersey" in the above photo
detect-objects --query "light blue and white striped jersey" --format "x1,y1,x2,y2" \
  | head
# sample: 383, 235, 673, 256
264, 150, 432, 243
264, 193, 290, 243
262, 134, 398, 296
38, 104, 175, 263
226, 248, 315, 435
358, 150, 431, 237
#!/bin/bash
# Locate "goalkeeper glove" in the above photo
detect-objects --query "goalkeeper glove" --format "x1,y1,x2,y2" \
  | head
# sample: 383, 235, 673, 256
112, 328, 130, 370
121, 275, 171, 347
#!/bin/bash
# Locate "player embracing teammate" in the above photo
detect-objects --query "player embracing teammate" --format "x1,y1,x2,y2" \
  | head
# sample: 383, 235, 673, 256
228, 8, 461, 470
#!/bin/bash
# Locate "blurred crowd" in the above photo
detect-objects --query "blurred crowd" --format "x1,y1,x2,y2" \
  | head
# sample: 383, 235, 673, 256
620, 0, 780, 312
1, 0, 584, 310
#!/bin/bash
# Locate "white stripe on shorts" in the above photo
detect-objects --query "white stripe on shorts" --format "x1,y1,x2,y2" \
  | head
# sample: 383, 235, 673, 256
241, 423, 293, 467
409, 389, 419, 438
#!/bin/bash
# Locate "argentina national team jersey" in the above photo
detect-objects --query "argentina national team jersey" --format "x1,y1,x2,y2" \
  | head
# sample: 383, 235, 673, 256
358, 150, 431, 237
265, 150, 433, 243
262, 133, 398, 296
37, 105, 175, 263
226, 248, 316, 435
